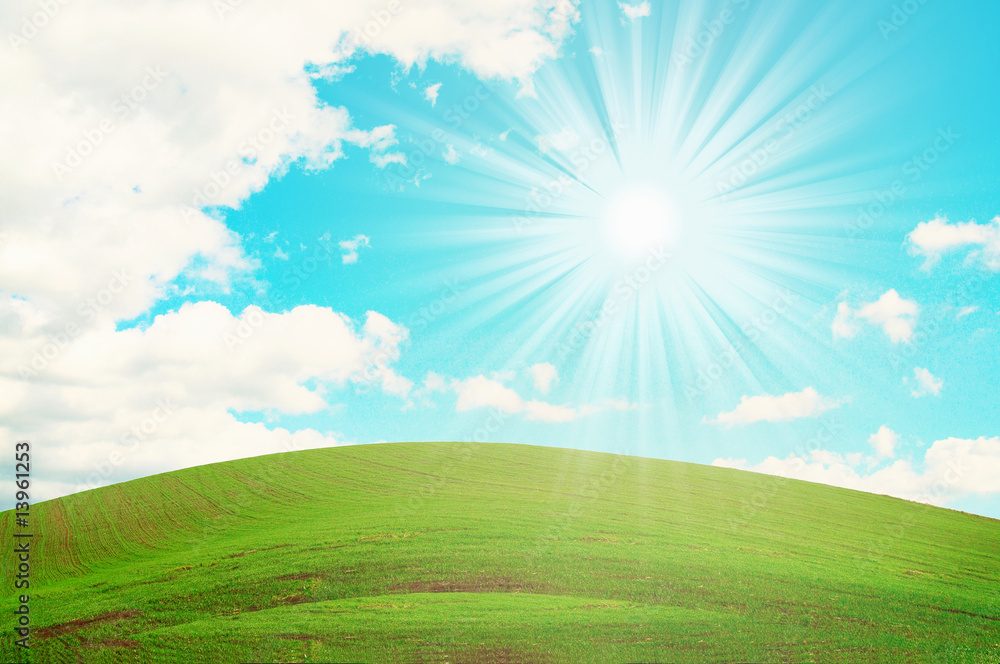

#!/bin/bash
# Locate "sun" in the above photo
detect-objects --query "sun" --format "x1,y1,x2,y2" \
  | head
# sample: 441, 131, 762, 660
599, 183, 681, 261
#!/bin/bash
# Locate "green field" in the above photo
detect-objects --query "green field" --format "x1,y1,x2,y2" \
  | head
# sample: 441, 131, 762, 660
2, 442, 999, 663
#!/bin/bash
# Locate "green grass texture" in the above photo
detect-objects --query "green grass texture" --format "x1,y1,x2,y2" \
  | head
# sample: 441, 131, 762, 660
2, 442, 998, 663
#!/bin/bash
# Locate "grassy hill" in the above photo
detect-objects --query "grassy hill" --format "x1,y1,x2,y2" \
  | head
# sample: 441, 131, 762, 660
2, 442, 999, 663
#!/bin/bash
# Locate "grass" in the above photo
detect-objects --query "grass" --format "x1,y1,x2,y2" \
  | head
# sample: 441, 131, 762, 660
1, 441, 999, 663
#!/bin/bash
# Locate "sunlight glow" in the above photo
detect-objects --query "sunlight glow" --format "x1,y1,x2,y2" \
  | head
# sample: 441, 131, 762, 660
600, 184, 680, 260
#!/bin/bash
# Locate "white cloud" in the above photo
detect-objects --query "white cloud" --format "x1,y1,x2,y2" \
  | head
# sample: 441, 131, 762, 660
422, 372, 448, 393
452, 374, 636, 423
498, 129, 511, 141
309, 63, 357, 81
442, 144, 460, 165
907, 216, 1000, 270
0, 0, 580, 321
707, 387, 844, 427
529, 362, 558, 394
455, 375, 539, 415
370, 152, 407, 168
0, 300, 412, 498
618, 1, 651, 21
909, 367, 943, 398
956, 305, 979, 319
831, 302, 859, 339
833, 290, 919, 343
339, 234, 371, 264
423, 82, 442, 106
714, 436, 1000, 507
589, 46, 605, 56
537, 128, 580, 154
470, 143, 492, 158
868, 426, 900, 459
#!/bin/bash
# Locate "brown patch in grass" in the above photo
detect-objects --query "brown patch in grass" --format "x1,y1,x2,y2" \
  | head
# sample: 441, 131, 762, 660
227, 544, 288, 559
242, 593, 311, 614
277, 593, 309, 606
578, 536, 620, 543
415, 646, 553, 664
277, 573, 319, 581
926, 605, 1000, 622
390, 575, 539, 594
83, 638, 141, 649
36, 610, 142, 638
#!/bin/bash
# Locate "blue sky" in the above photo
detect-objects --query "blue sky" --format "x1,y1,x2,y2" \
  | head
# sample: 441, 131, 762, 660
2, 0, 999, 516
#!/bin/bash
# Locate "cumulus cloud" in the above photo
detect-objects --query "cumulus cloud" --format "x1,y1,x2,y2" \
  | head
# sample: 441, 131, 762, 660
536, 128, 580, 154
706, 388, 844, 427
0, 300, 412, 497
831, 302, 859, 339
0, 0, 580, 321
529, 362, 558, 394
833, 290, 919, 343
442, 144, 460, 165
452, 373, 637, 423
423, 82, 442, 106
908, 367, 943, 398
907, 216, 1000, 270
422, 372, 448, 393
469, 143, 492, 158
370, 152, 407, 168
618, 1, 652, 21
868, 426, 900, 459
339, 234, 371, 264
714, 436, 1000, 507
